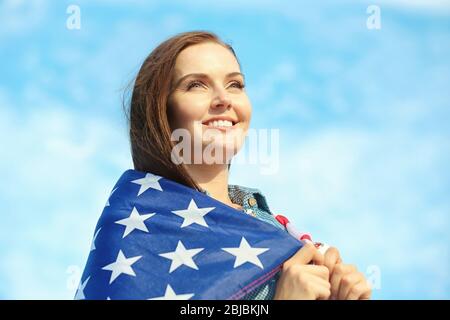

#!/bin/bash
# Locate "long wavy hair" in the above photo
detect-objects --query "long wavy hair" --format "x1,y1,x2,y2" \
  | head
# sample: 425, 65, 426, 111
124, 31, 240, 190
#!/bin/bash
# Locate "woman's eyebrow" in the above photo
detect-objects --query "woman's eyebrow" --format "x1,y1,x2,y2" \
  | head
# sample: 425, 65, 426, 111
173, 72, 245, 88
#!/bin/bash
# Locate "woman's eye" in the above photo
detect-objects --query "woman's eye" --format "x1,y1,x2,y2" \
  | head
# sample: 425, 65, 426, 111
230, 81, 245, 89
187, 81, 204, 90
186, 80, 245, 90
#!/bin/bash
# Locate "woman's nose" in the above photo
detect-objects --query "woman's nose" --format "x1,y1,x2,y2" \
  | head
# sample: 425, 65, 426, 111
211, 90, 232, 109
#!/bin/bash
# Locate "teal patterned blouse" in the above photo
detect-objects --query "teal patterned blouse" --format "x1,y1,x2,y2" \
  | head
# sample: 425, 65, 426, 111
201, 184, 287, 300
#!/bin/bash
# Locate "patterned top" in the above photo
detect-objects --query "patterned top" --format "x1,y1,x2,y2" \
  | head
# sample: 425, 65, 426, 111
201, 184, 287, 300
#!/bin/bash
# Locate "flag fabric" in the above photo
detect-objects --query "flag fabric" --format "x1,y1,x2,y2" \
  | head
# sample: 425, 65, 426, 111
76, 169, 303, 300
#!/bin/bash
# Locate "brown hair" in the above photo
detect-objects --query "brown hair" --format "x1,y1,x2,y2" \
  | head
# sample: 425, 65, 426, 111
124, 31, 240, 190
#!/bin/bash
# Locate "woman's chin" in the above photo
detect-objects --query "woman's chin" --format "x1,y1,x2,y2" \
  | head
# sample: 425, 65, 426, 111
199, 141, 242, 164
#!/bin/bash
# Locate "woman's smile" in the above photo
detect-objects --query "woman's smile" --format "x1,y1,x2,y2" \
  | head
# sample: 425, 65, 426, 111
201, 116, 241, 132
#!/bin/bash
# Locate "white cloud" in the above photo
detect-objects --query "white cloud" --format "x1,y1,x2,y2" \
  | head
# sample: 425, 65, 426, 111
1, 0, 448, 299
377, 0, 450, 12
230, 124, 450, 298
0, 0, 48, 38
0, 89, 132, 299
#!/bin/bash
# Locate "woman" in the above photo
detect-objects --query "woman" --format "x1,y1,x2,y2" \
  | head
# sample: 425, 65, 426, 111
79, 31, 371, 300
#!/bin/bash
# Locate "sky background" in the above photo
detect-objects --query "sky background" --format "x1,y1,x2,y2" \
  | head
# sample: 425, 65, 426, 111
0, 0, 449, 299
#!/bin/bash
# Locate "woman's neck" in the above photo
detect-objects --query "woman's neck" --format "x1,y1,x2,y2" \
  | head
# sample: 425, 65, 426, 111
184, 163, 238, 208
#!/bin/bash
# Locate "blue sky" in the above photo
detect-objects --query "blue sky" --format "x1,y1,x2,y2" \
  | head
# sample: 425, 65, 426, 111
0, 0, 449, 299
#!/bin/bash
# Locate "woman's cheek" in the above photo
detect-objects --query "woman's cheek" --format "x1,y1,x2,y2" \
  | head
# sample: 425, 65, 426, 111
237, 96, 252, 119
177, 104, 205, 128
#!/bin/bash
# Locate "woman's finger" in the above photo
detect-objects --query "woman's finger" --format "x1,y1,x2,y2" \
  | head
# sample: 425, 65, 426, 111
301, 265, 330, 281
345, 279, 371, 300
337, 272, 365, 300
324, 247, 342, 275
329, 264, 356, 299
308, 276, 332, 300
283, 242, 324, 269
359, 283, 372, 300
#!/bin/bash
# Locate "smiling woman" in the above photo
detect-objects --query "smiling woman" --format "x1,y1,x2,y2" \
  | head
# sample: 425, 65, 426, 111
128, 31, 250, 198
77, 31, 371, 300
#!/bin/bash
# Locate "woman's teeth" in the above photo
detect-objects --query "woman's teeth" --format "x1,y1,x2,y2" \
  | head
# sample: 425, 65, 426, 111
205, 120, 233, 127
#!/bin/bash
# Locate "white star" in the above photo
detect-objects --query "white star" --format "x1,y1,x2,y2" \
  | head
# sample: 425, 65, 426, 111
102, 250, 142, 284
171, 199, 215, 228
74, 276, 90, 300
159, 240, 204, 273
222, 237, 269, 269
148, 284, 194, 300
105, 187, 118, 207
115, 207, 155, 238
90, 227, 101, 251
131, 173, 163, 196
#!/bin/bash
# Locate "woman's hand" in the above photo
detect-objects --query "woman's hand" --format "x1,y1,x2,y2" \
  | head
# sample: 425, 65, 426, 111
274, 242, 331, 300
324, 247, 372, 300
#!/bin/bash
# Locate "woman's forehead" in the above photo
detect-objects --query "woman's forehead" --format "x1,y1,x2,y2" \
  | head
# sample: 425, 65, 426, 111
175, 43, 240, 74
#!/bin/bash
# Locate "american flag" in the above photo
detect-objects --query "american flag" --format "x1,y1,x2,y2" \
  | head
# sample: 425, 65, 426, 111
75, 169, 303, 300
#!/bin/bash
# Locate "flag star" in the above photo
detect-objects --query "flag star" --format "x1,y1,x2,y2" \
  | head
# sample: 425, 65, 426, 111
159, 240, 204, 273
74, 276, 90, 300
148, 284, 194, 300
105, 187, 118, 207
102, 250, 142, 284
131, 173, 163, 196
115, 207, 155, 238
222, 237, 269, 269
171, 199, 215, 228
90, 227, 101, 251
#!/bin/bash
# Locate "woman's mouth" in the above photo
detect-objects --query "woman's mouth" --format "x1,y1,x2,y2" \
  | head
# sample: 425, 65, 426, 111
202, 119, 239, 131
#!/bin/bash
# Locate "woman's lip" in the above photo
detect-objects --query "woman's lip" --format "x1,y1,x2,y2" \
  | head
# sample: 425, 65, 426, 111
202, 122, 240, 131
201, 120, 237, 125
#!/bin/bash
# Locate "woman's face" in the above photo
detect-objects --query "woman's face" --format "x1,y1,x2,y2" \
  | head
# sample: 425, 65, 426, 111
168, 42, 252, 163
